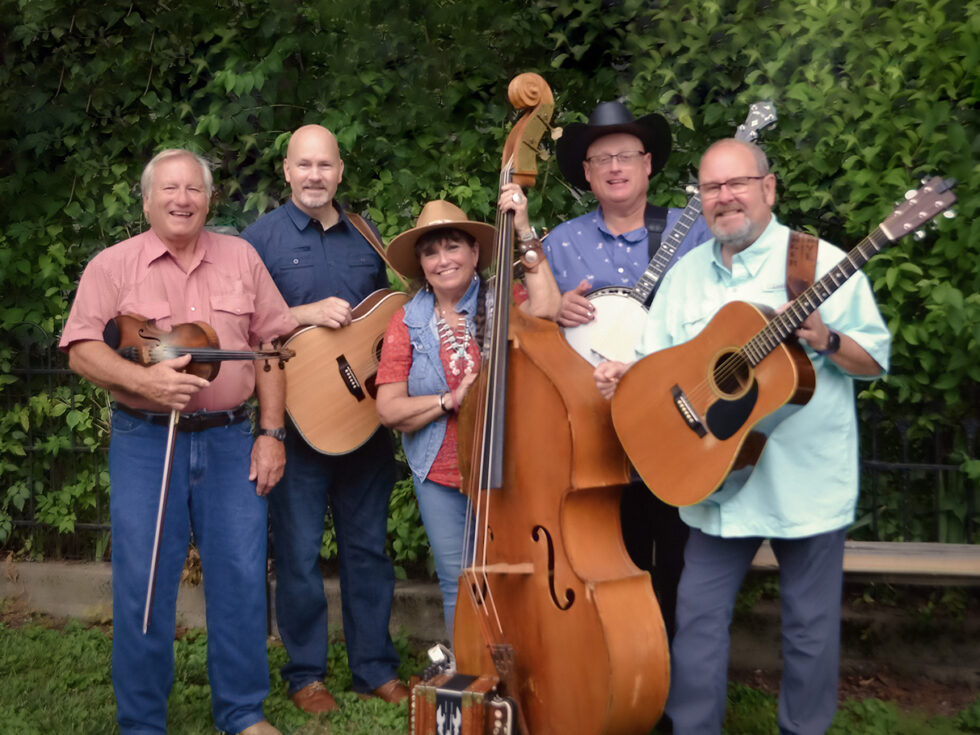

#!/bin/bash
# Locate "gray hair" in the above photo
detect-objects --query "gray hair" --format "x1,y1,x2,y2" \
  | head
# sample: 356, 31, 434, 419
701, 139, 771, 175
140, 149, 214, 201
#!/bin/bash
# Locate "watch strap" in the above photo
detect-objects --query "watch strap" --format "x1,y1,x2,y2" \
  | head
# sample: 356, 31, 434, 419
258, 427, 287, 441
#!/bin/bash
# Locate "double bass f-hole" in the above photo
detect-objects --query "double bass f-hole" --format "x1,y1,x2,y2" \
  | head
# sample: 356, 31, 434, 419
530, 524, 574, 611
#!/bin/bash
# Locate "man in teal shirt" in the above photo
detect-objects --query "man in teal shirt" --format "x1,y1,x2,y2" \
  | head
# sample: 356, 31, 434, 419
596, 138, 891, 734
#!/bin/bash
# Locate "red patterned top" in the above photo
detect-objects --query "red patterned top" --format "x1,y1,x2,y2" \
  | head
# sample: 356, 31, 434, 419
377, 306, 482, 487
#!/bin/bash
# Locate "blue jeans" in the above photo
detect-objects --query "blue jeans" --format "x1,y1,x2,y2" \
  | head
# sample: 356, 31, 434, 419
413, 477, 472, 640
270, 427, 399, 694
665, 527, 846, 735
108, 409, 269, 735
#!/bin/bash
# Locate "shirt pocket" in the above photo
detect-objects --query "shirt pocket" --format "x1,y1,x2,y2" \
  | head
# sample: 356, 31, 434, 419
117, 299, 172, 329
209, 292, 256, 346
272, 248, 315, 303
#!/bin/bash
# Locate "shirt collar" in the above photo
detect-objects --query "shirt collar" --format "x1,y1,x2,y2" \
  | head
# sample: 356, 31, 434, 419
710, 215, 782, 279
144, 228, 213, 270
284, 199, 348, 233
595, 207, 648, 244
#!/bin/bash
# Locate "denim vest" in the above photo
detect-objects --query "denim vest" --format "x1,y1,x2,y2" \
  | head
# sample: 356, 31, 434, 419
402, 276, 484, 484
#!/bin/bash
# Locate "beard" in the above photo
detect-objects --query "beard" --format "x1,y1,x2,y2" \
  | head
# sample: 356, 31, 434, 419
709, 210, 758, 249
295, 187, 332, 210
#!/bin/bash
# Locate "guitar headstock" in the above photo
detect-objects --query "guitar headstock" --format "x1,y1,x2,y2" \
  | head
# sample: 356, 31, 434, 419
880, 176, 957, 241
734, 101, 778, 143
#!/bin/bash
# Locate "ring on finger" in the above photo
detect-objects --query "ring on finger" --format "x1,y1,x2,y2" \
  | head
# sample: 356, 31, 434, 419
512, 193, 521, 203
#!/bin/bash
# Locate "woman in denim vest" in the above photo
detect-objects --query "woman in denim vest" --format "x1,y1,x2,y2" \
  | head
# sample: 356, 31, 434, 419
376, 193, 560, 637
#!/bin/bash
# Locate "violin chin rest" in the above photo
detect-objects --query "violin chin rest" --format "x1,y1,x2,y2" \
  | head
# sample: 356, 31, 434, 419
103, 319, 121, 349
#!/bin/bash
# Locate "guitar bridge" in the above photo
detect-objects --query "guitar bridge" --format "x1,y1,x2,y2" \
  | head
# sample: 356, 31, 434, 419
336, 355, 366, 401
671, 384, 707, 437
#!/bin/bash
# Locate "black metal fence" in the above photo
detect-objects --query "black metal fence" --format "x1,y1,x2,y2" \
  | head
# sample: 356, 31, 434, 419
1, 323, 976, 560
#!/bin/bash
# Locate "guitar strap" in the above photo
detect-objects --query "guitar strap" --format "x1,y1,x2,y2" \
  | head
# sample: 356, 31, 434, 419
347, 211, 409, 290
786, 230, 819, 300
644, 204, 669, 260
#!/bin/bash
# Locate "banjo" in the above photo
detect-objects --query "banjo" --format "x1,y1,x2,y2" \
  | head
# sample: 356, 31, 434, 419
561, 101, 778, 366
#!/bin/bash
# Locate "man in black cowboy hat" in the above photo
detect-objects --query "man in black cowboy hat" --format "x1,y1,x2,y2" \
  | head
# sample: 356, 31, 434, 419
509, 101, 711, 651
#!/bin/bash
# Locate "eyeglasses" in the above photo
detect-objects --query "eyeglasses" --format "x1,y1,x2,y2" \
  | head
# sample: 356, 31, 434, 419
699, 175, 767, 198
584, 150, 647, 167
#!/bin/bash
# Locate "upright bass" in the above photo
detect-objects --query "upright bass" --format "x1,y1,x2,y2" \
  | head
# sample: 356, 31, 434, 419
450, 73, 670, 734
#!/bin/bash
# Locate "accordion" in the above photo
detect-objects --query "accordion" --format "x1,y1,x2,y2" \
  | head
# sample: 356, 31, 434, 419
410, 671, 516, 735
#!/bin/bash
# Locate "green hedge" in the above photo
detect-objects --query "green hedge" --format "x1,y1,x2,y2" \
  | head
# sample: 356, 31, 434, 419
1, 0, 977, 557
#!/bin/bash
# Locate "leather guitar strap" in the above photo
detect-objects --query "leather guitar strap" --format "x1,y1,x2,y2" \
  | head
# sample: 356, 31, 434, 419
786, 230, 819, 300
644, 204, 669, 260
347, 211, 408, 290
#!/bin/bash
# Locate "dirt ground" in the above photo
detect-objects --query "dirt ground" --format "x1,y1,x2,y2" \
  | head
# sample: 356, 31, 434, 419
732, 666, 978, 718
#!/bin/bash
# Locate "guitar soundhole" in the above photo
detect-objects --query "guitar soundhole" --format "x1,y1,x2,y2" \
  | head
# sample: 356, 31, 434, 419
711, 349, 752, 399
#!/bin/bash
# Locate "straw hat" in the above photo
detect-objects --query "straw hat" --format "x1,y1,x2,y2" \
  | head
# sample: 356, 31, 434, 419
556, 101, 672, 190
386, 200, 496, 278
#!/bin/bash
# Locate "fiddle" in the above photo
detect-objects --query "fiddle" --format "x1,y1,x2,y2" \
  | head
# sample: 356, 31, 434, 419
104, 313, 294, 380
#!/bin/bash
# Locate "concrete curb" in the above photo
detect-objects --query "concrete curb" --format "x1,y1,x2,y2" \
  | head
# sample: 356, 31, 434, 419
3, 561, 978, 686
1, 560, 447, 643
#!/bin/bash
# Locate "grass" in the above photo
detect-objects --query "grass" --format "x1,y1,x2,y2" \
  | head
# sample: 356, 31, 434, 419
1, 618, 978, 734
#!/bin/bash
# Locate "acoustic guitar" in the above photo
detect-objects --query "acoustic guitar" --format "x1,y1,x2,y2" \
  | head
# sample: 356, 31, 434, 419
562, 101, 778, 366
611, 176, 956, 506
283, 288, 408, 455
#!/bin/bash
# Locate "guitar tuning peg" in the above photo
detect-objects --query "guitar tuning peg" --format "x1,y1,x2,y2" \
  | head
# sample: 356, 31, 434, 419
942, 209, 957, 220
904, 189, 917, 200
913, 230, 927, 241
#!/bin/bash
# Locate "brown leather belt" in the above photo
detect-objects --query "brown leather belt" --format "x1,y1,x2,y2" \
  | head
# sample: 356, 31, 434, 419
116, 403, 250, 433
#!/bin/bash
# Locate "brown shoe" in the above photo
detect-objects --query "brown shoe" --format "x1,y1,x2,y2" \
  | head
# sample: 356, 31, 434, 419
289, 680, 338, 714
237, 721, 282, 735
358, 678, 410, 704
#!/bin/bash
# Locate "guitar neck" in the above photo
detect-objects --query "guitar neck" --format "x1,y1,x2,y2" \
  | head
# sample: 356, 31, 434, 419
631, 193, 704, 303
744, 228, 889, 365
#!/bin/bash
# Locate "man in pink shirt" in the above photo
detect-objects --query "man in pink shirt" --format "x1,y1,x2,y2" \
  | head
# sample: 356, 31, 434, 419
60, 149, 297, 735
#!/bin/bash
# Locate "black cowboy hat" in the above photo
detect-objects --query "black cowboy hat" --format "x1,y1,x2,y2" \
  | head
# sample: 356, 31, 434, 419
556, 101, 672, 190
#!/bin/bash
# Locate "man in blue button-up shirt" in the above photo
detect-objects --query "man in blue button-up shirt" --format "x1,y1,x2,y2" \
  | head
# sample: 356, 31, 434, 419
241, 125, 407, 713
596, 138, 891, 734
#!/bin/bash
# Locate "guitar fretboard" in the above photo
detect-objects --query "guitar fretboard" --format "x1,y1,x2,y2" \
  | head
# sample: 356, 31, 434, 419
741, 228, 889, 365
632, 193, 703, 304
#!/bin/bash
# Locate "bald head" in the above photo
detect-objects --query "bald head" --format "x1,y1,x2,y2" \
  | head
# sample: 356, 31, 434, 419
284, 124, 344, 220
700, 139, 770, 176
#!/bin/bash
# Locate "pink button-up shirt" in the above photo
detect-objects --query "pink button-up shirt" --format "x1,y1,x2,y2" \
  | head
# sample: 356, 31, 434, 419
60, 228, 298, 412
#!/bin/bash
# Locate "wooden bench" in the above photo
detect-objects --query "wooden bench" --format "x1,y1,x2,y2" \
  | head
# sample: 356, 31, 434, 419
751, 541, 980, 586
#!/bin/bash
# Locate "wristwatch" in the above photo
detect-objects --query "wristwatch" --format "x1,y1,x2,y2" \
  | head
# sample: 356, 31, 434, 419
816, 330, 840, 356
258, 427, 287, 441
518, 227, 538, 242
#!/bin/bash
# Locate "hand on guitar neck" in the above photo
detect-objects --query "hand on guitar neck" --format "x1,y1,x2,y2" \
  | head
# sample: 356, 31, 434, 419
783, 305, 882, 376
290, 296, 353, 328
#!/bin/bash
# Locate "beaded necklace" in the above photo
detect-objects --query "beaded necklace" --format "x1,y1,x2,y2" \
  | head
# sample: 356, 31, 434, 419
436, 305, 475, 376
